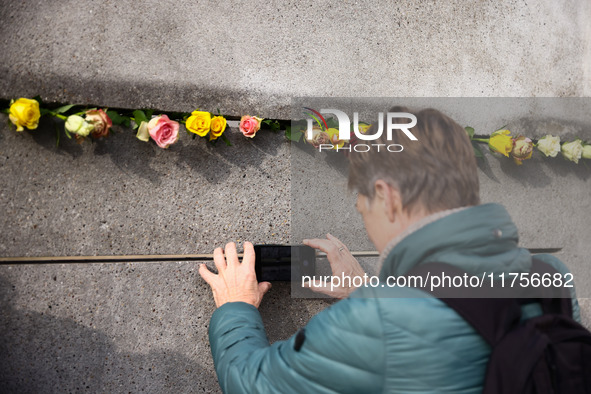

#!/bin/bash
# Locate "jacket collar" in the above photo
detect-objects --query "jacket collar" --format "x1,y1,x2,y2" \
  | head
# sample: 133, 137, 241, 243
377, 206, 469, 272
378, 203, 531, 280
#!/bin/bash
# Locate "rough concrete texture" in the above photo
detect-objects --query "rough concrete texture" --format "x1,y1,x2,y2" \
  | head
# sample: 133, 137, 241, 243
0, 118, 337, 392
1, 0, 590, 118
0, 263, 333, 393
0, 122, 292, 257
1, 109, 590, 391
1, 0, 591, 392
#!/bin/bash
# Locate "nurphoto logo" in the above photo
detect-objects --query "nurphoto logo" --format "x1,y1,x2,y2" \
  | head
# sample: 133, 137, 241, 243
304, 107, 418, 152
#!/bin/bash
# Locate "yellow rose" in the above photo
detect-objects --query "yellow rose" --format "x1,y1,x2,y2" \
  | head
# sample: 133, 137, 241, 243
209, 116, 227, 141
186, 111, 211, 137
326, 128, 346, 149
488, 129, 513, 157
9, 98, 41, 132
358, 123, 371, 134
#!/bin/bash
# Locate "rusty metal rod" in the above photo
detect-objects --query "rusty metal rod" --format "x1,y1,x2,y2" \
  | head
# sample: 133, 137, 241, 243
0, 248, 562, 265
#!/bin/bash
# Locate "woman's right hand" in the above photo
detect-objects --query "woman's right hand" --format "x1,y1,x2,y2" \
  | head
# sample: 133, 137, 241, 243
302, 233, 366, 299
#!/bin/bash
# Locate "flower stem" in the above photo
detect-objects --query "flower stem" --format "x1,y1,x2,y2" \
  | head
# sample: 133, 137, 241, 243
472, 138, 489, 143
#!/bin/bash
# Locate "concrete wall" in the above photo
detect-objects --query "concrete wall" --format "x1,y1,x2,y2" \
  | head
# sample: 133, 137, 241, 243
1, 0, 590, 118
1, 0, 590, 392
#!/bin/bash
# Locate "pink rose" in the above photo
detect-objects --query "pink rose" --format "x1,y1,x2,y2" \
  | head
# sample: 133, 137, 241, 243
239, 115, 262, 138
308, 129, 330, 148
85, 109, 112, 139
148, 115, 179, 149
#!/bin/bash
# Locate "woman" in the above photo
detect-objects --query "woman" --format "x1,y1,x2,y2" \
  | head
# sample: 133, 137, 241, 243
199, 108, 580, 393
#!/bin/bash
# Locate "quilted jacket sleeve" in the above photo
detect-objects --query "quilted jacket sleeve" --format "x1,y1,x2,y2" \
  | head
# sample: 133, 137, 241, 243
209, 297, 385, 394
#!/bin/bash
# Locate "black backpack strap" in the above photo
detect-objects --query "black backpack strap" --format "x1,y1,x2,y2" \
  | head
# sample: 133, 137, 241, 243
406, 262, 521, 345
406, 258, 573, 346
529, 258, 573, 318
408, 259, 590, 394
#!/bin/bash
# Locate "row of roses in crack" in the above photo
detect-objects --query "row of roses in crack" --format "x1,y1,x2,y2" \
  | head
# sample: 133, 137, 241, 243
4, 97, 591, 164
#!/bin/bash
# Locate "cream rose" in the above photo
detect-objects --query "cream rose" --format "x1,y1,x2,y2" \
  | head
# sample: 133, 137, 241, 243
561, 139, 584, 164
136, 121, 150, 142
536, 135, 561, 157
65, 115, 94, 137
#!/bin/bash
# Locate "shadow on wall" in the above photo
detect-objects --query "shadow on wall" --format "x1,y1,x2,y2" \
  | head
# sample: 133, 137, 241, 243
22, 113, 288, 188
0, 276, 220, 394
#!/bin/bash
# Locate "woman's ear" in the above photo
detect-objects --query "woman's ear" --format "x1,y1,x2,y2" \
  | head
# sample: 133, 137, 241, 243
374, 180, 402, 223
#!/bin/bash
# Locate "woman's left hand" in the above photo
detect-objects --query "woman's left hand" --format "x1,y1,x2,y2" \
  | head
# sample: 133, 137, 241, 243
199, 242, 272, 308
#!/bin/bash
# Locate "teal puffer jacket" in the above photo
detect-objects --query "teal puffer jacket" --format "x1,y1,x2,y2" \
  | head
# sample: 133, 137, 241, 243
208, 203, 580, 393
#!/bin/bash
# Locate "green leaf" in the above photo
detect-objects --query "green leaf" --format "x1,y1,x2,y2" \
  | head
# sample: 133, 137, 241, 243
145, 109, 154, 119
54, 104, 76, 114
325, 117, 339, 129
106, 110, 119, 123
133, 110, 148, 124
106, 110, 130, 126
472, 141, 484, 158
286, 126, 303, 142
221, 134, 232, 146
106, 110, 118, 121
465, 126, 475, 139
271, 120, 280, 132
40, 108, 52, 116
64, 127, 72, 140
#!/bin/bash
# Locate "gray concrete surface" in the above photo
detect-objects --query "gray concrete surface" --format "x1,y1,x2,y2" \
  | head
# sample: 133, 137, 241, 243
1, 107, 590, 392
1, 0, 590, 118
0, 118, 336, 393
1, 0, 591, 392
0, 119, 291, 257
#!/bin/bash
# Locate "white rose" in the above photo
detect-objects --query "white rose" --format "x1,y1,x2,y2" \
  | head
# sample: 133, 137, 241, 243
536, 135, 560, 157
65, 115, 93, 137
561, 139, 584, 164
582, 144, 591, 160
